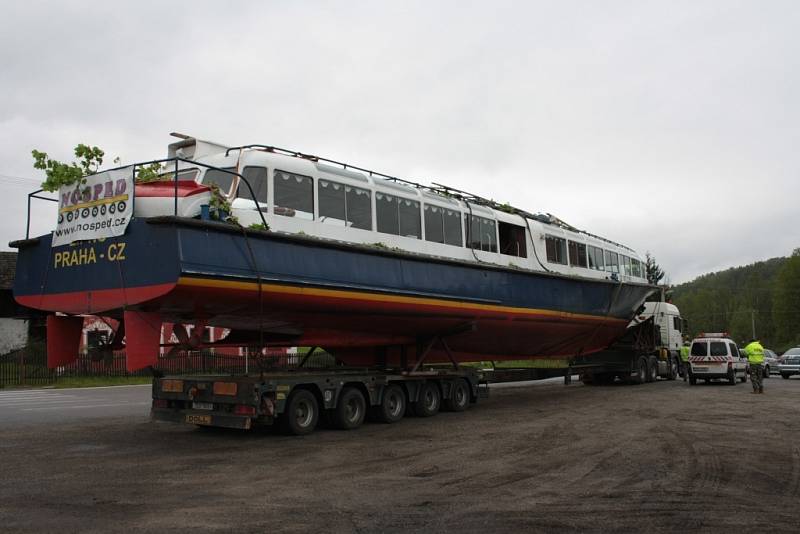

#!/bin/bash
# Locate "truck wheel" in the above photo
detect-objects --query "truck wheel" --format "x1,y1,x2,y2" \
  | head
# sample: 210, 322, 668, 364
782, 373, 790, 379
634, 356, 648, 384
373, 384, 406, 423
667, 356, 678, 380
282, 389, 319, 436
646, 356, 658, 383
333, 387, 366, 430
764, 366, 770, 378
444, 379, 470, 412
740, 371, 747, 383
414, 381, 441, 417
728, 368, 736, 385
689, 376, 697, 385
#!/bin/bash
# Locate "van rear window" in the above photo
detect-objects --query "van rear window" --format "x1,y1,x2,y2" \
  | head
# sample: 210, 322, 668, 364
710, 342, 727, 356
690, 342, 707, 356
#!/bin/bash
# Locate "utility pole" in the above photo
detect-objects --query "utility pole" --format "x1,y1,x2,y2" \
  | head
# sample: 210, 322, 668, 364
751, 310, 756, 339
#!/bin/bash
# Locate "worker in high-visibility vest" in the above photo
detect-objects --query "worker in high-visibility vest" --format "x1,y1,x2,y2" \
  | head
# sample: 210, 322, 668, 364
680, 341, 690, 381
743, 339, 765, 394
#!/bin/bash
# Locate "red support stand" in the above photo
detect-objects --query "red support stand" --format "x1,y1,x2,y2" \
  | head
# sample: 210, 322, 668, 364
123, 310, 162, 372
46, 315, 84, 368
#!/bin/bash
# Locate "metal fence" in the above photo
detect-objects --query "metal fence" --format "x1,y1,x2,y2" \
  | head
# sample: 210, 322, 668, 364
0, 346, 336, 388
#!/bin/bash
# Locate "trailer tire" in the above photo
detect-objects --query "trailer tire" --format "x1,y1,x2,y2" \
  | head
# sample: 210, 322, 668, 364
281, 389, 319, 436
647, 356, 658, 383
413, 381, 441, 417
372, 384, 406, 423
333, 387, 366, 430
444, 379, 470, 412
634, 356, 648, 385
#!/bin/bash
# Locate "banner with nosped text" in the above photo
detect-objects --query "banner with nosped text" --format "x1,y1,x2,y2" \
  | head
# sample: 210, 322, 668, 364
51, 166, 134, 247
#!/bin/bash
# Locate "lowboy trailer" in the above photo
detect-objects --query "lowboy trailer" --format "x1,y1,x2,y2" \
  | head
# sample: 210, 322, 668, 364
151, 367, 485, 435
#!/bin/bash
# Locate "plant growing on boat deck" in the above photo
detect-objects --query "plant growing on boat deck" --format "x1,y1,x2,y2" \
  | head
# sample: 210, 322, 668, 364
32, 144, 105, 192
208, 183, 238, 224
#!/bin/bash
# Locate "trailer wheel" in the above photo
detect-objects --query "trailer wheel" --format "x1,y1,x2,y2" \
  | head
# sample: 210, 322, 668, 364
333, 387, 366, 430
647, 356, 658, 383
281, 389, 319, 436
633, 356, 648, 384
444, 379, 470, 412
414, 381, 441, 417
372, 384, 406, 423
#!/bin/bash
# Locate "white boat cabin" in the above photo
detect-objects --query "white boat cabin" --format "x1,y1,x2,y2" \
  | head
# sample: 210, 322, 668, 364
158, 136, 649, 284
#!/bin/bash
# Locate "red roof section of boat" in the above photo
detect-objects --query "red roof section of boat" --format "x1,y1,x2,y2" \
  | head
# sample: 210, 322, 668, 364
135, 180, 211, 198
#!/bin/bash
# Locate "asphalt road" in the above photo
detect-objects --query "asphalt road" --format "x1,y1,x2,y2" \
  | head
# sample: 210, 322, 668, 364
0, 385, 151, 425
2, 376, 800, 533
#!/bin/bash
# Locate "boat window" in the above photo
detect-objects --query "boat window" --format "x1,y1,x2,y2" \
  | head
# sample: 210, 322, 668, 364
424, 205, 462, 246
159, 168, 199, 182
376, 192, 420, 238
236, 166, 268, 206
274, 170, 314, 220
424, 205, 445, 244
203, 167, 237, 196
319, 180, 372, 230
443, 208, 462, 246
498, 222, 527, 258
588, 245, 605, 271
621, 255, 632, 276
376, 193, 399, 235
346, 185, 372, 230
545, 235, 567, 264
319, 179, 346, 224
465, 214, 497, 252
568, 240, 587, 268
398, 198, 421, 238
631, 259, 642, 278
604, 250, 619, 273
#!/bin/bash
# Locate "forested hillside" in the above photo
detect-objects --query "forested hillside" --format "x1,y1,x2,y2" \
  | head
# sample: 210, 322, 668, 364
671, 250, 800, 352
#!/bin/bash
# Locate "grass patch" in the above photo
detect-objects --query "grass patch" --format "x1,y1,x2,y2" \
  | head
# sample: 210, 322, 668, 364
53, 376, 153, 389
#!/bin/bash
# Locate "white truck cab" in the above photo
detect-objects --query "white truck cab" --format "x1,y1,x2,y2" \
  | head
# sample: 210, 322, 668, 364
687, 333, 748, 385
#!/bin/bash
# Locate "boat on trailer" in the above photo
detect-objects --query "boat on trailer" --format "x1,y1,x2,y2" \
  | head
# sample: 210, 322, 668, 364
12, 134, 657, 371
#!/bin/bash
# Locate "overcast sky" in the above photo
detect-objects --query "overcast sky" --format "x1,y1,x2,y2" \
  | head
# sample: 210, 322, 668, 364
1, 1, 797, 283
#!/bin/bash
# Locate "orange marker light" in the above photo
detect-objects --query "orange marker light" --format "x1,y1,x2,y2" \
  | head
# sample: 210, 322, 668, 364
213, 381, 237, 396
161, 379, 184, 393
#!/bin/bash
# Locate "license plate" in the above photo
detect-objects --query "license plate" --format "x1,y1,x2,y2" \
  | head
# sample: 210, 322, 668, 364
192, 401, 213, 410
693, 366, 708, 371
186, 414, 212, 425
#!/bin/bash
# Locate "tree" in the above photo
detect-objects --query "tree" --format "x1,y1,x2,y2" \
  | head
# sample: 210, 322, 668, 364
645, 252, 665, 285
773, 248, 800, 348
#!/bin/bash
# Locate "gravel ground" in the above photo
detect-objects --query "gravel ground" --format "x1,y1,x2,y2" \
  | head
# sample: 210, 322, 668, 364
1, 376, 799, 533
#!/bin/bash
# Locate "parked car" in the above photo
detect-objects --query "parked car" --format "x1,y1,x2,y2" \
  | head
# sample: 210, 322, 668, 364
779, 348, 800, 379
687, 333, 748, 385
763, 349, 780, 378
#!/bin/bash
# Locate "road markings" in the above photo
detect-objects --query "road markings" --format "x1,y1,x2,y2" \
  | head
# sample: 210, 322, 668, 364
22, 402, 151, 411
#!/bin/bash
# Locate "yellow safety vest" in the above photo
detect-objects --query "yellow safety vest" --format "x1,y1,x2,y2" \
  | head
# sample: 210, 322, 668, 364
680, 346, 689, 362
744, 341, 764, 365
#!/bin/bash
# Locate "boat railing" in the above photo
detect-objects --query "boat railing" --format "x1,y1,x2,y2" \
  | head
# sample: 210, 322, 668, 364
23, 157, 268, 239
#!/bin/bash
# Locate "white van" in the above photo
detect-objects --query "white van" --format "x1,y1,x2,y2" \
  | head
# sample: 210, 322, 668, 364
687, 333, 748, 385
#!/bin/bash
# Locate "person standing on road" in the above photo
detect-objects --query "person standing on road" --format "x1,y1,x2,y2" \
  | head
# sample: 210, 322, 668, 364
744, 339, 765, 394
680, 340, 690, 381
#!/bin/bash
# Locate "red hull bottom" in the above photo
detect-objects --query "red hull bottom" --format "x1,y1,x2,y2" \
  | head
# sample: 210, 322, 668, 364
40, 278, 630, 371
